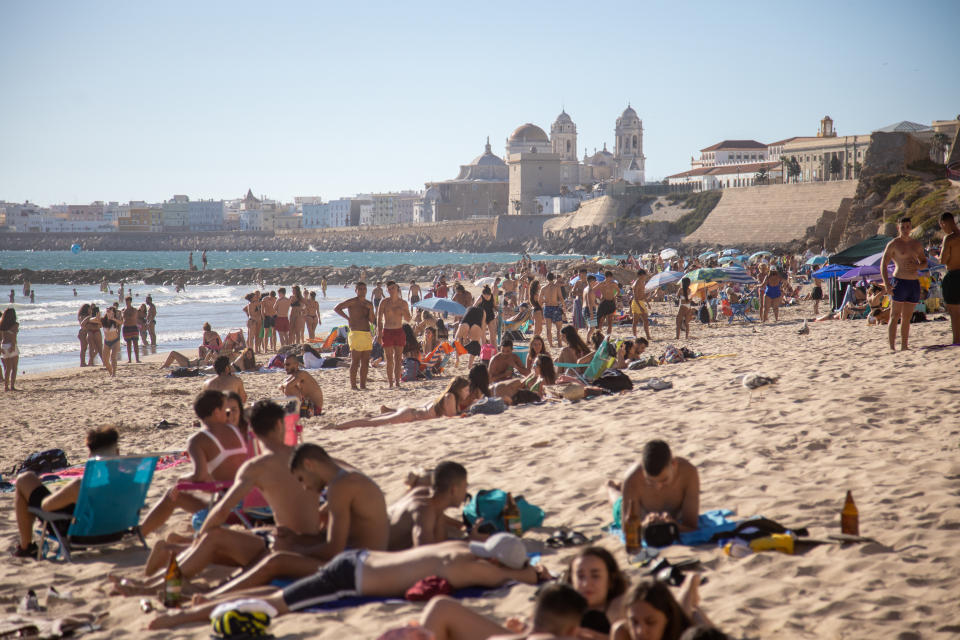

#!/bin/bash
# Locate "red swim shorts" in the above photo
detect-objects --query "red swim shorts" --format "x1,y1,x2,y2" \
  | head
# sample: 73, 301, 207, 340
381, 327, 405, 347
274, 317, 290, 332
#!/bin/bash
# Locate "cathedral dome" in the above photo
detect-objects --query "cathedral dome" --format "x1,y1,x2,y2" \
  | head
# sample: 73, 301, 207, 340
508, 123, 549, 144
553, 111, 573, 125
620, 105, 638, 120
470, 137, 506, 166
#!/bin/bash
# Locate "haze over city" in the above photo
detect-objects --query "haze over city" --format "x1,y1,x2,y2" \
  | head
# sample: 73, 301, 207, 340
1, 0, 958, 205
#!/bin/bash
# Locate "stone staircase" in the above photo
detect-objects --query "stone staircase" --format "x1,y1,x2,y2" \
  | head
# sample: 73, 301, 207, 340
683, 181, 857, 246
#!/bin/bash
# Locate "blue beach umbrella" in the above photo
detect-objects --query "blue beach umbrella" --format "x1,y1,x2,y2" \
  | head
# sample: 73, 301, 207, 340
414, 297, 466, 315
721, 249, 740, 256
644, 270, 685, 291
749, 251, 772, 261
569, 273, 606, 286
698, 251, 718, 260
806, 255, 828, 266
811, 264, 848, 279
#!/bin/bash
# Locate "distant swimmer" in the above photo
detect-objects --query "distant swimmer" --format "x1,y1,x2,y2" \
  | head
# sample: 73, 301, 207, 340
881, 216, 927, 350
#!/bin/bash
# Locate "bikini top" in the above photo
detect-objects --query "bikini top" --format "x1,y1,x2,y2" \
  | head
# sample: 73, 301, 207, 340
202, 423, 249, 474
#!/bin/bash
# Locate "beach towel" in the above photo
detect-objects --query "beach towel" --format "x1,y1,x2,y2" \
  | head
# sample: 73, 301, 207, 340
268, 581, 521, 612
607, 508, 737, 547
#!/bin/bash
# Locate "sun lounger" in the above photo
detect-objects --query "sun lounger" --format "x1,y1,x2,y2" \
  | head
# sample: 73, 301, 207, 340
29, 454, 159, 561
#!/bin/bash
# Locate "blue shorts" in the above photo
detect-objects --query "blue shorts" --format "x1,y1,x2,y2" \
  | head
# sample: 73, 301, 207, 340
892, 278, 921, 304
543, 305, 563, 322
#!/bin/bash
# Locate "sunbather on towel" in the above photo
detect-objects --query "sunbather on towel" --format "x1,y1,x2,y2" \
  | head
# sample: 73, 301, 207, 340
146, 534, 549, 630
12, 426, 119, 558
387, 461, 470, 549
606, 439, 700, 533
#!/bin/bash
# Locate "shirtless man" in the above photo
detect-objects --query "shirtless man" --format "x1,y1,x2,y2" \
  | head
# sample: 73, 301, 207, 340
881, 216, 927, 350
630, 269, 651, 341
540, 273, 564, 348
409, 280, 422, 306
377, 281, 412, 389
138, 390, 250, 540
279, 354, 323, 417
570, 268, 589, 330
203, 356, 248, 403
260, 291, 277, 352
501, 274, 518, 307
939, 212, 960, 345
334, 282, 376, 390
243, 291, 263, 354
144, 295, 157, 347
146, 533, 546, 630
371, 282, 385, 311
274, 287, 291, 347
583, 274, 598, 332
759, 269, 784, 323
110, 401, 327, 596
121, 296, 140, 363
388, 461, 469, 550
593, 272, 620, 337
487, 339, 530, 383
608, 439, 699, 533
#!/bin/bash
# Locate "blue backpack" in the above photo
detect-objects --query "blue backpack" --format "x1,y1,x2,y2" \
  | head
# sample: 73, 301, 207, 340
463, 489, 545, 532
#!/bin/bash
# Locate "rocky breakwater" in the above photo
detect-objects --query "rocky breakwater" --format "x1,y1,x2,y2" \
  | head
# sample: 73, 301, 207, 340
525, 220, 676, 255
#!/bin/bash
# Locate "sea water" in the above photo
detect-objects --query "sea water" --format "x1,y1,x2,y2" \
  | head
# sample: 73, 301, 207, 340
1, 250, 568, 374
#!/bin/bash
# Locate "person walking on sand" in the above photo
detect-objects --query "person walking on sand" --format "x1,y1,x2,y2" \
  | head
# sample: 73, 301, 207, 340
631, 269, 651, 341
334, 282, 376, 390
881, 216, 927, 351
377, 281, 412, 389
676, 278, 693, 340
938, 212, 960, 345
594, 271, 620, 338
121, 296, 141, 363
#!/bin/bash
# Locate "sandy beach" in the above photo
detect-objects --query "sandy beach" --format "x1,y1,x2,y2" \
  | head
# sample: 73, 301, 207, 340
2, 300, 959, 639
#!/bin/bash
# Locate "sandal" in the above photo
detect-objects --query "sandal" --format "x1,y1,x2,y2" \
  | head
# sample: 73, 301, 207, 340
10, 542, 38, 558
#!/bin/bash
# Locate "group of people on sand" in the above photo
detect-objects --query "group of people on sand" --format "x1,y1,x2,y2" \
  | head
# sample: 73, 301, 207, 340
73, 295, 156, 375
10, 370, 724, 638
242, 287, 323, 354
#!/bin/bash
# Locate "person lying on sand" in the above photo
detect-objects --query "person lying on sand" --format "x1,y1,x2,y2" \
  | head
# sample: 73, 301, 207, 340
111, 406, 386, 596
158, 350, 216, 369
12, 426, 119, 558
607, 439, 700, 533
420, 582, 587, 640
138, 390, 251, 540
615, 339, 648, 369
332, 376, 474, 429
202, 356, 247, 403
279, 356, 323, 417
146, 534, 549, 630
232, 348, 258, 372
487, 339, 530, 383
387, 461, 470, 550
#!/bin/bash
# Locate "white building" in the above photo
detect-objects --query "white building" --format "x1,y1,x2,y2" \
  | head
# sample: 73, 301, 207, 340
535, 194, 581, 215
102, 201, 128, 224
691, 140, 768, 168
188, 199, 224, 231
359, 202, 375, 226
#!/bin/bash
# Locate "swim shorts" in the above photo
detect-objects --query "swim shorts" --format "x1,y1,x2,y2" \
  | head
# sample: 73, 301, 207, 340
348, 330, 373, 352
282, 549, 367, 611
263, 315, 275, 329
631, 299, 649, 316
543, 305, 562, 322
597, 299, 616, 321
122, 325, 139, 341
274, 317, 290, 332
891, 278, 921, 304
943, 270, 960, 305
381, 327, 405, 348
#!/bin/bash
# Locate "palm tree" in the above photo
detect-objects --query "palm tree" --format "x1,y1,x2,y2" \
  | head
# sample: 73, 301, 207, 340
788, 157, 801, 183
754, 167, 768, 185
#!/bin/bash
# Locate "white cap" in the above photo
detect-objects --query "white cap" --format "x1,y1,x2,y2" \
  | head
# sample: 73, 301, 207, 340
469, 533, 528, 570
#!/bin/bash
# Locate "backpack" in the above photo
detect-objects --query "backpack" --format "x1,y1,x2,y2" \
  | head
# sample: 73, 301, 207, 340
463, 489, 545, 533
594, 368, 634, 392
698, 304, 710, 324
401, 357, 420, 382
15, 449, 69, 475
334, 343, 350, 358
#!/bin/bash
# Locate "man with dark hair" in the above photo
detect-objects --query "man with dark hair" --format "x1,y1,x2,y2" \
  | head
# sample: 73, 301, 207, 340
487, 339, 529, 383
571, 267, 590, 329
593, 271, 620, 337
377, 280, 412, 389
387, 461, 469, 549
334, 282, 376, 390
145, 533, 549, 630
608, 439, 700, 532
121, 296, 140, 363
13, 426, 120, 557
421, 582, 586, 640
939, 211, 960, 345
202, 355, 247, 403
138, 390, 250, 539
881, 216, 927, 350
278, 355, 323, 417
274, 287, 291, 347
541, 273, 564, 348
631, 268, 652, 341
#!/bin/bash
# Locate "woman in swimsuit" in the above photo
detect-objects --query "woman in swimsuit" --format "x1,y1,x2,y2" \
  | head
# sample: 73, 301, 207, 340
557, 325, 591, 374
289, 286, 306, 345
1, 307, 20, 391
333, 376, 472, 429
199, 322, 222, 360
101, 315, 121, 376
525, 334, 549, 370
477, 286, 497, 346
305, 291, 320, 340
529, 279, 544, 338
82, 305, 103, 367
676, 277, 693, 340
77, 303, 90, 367
521, 354, 557, 398
243, 292, 262, 354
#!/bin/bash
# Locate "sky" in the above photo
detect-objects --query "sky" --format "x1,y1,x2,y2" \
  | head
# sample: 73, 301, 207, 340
1, 0, 958, 206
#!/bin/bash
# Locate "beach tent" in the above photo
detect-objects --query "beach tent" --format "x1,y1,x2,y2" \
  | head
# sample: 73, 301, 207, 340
830, 235, 892, 266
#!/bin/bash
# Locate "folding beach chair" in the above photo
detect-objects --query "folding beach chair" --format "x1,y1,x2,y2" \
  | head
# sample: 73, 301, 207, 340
29, 454, 159, 561
556, 337, 615, 384
728, 303, 755, 324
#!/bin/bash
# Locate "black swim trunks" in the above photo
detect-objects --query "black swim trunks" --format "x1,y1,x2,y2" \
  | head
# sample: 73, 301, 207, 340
943, 270, 960, 305
282, 549, 366, 611
891, 278, 921, 304
28, 485, 74, 537
464, 340, 482, 357
597, 299, 617, 321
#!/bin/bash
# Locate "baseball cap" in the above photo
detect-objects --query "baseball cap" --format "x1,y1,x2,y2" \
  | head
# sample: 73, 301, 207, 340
468, 533, 527, 570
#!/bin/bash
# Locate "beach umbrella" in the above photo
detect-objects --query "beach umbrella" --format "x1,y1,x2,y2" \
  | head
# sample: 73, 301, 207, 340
721, 267, 758, 284
660, 248, 678, 260
644, 270, 684, 291
414, 297, 466, 315
684, 268, 729, 282
717, 255, 736, 264
721, 249, 740, 256
698, 251, 718, 260
811, 264, 848, 279
839, 265, 881, 282
749, 251, 772, 261
689, 281, 720, 297
473, 277, 496, 287
854, 251, 884, 267
569, 273, 606, 286
806, 255, 828, 266
598, 258, 619, 267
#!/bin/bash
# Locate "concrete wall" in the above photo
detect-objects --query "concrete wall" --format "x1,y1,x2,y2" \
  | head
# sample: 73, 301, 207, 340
493, 215, 551, 241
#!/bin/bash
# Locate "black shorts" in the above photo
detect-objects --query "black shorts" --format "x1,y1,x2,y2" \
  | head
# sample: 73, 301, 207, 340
282, 549, 365, 611
263, 315, 275, 328
464, 340, 482, 357
29, 485, 74, 537
597, 299, 617, 320
943, 271, 960, 306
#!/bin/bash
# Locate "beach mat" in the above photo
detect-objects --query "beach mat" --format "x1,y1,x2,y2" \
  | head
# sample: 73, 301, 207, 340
53, 452, 189, 478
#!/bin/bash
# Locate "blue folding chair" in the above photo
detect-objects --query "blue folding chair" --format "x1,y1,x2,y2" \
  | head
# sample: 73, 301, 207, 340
728, 303, 755, 323
30, 454, 158, 561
